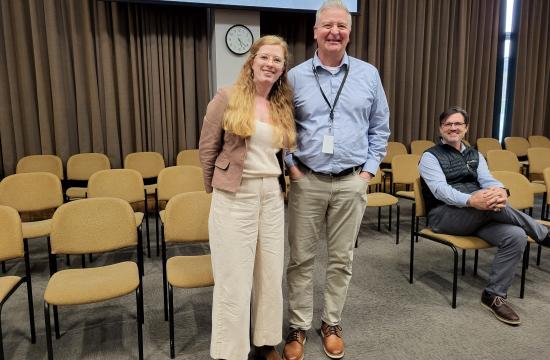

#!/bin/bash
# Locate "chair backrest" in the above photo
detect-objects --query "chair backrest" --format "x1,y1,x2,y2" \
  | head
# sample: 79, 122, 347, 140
491, 170, 534, 210
413, 178, 426, 217
410, 140, 435, 155
504, 137, 530, 157
157, 166, 205, 201
87, 169, 145, 203
528, 135, 550, 149
0, 172, 64, 212
391, 154, 421, 185
50, 198, 137, 255
369, 168, 382, 187
0, 205, 24, 262
16, 155, 64, 179
381, 142, 407, 164
164, 191, 211, 243
543, 168, 550, 205
476, 138, 502, 158
67, 153, 111, 181
176, 149, 201, 167
486, 150, 521, 173
124, 152, 165, 179
527, 147, 550, 177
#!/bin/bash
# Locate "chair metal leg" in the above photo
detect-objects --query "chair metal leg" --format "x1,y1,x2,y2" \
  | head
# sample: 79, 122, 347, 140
23, 239, 36, 343
537, 245, 542, 266
388, 205, 392, 231
452, 247, 459, 308
461, 249, 466, 276
377, 207, 381, 231
136, 288, 143, 360
409, 203, 415, 284
473, 250, 479, 276
44, 302, 53, 360
144, 195, 151, 258
520, 243, 530, 299
395, 204, 400, 245
137, 227, 144, 277
162, 224, 168, 321
169, 284, 175, 359
0, 310, 4, 360
154, 191, 160, 257
53, 306, 60, 339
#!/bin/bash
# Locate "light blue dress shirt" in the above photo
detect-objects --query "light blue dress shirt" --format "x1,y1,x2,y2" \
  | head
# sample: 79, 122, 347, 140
285, 52, 390, 175
418, 142, 504, 207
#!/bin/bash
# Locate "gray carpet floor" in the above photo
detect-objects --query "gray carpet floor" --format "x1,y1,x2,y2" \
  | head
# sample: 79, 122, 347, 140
3, 198, 550, 359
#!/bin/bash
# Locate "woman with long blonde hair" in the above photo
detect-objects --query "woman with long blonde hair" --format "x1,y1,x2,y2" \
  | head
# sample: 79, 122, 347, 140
199, 35, 296, 360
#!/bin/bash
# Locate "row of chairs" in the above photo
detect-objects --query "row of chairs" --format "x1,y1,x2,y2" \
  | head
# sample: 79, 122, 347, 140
1, 189, 213, 359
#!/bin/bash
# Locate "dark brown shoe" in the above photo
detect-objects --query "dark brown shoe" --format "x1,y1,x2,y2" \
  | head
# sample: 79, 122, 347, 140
254, 346, 282, 360
481, 291, 521, 325
283, 328, 306, 360
320, 321, 345, 359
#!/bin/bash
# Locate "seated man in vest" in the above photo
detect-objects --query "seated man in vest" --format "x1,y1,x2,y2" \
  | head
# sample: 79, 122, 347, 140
418, 106, 550, 325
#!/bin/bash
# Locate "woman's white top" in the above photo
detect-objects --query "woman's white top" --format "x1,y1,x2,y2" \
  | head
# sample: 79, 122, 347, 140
242, 120, 281, 178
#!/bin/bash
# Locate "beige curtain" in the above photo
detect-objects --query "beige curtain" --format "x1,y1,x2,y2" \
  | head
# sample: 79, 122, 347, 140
261, 0, 501, 146
510, 0, 550, 137
0, 0, 208, 176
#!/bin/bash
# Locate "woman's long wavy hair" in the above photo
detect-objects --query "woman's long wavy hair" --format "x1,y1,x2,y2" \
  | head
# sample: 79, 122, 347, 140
223, 35, 296, 149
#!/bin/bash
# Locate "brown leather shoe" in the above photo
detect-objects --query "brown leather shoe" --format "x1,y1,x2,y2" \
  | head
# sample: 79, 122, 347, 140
254, 346, 282, 360
282, 328, 306, 360
320, 321, 345, 359
481, 291, 521, 325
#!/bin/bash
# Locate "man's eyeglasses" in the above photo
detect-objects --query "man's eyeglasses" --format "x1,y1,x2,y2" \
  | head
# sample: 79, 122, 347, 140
441, 122, 466, 129
256, 53, 284, 67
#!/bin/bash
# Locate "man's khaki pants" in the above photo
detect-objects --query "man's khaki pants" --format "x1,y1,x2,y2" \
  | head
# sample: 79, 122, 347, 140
287, 169, 368, 329
209, 177, 284, 360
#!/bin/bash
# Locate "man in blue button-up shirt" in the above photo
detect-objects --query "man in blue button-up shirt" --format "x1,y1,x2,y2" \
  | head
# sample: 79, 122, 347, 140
283, 1, 390, 359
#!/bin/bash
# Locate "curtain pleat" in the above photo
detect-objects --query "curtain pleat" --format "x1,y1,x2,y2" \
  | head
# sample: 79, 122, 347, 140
0, 0, 208, 175
511, 0, 550, 137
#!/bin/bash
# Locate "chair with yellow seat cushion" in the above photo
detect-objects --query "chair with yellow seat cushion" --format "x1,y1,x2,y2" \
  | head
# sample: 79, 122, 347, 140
161, 191, 213, 358
44, 198, 143, 360
527, 147, 550, 182
410, 178, 497, 308
124, 151, 165, 198
16, 155, 64, 180
0, 173, 64, 261
475, 137, 502, 158
528, 135, 550, 149
504, 136, 530, 164
65, 153, 111, 200
87, 169, 150, 259
490, 170, 548, 296
487, 149, 545, 196
410, 140, 435, 155
355, 169, 400, 247
391, 154, 420, 200
380, 141, 407, 192
176, 149, 201, 167
0, 206, 36, 359
155, 166, 205, 256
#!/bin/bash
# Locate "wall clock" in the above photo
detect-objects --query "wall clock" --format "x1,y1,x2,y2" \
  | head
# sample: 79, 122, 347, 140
225, 24, 254, 55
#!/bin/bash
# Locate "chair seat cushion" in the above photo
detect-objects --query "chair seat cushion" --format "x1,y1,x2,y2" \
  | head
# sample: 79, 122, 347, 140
367, 193, 399, 207
419, 228, 493, 250
22, 219, 52, 239
0, 276, 22, 302
159, 210, 166, 224
44, 262, 139, 305
167, 255, 214, 288
134, 212, 144, 227
66, 187, 87, 199
396, 190, 414, 200
144, 184, 157, 195
530, 182, 546, 194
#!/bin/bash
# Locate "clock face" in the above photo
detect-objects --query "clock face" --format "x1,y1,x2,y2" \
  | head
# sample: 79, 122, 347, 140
225, 24, 254, 55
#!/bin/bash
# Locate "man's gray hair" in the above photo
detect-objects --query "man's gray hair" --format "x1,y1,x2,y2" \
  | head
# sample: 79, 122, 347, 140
315, 0, 352, 29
